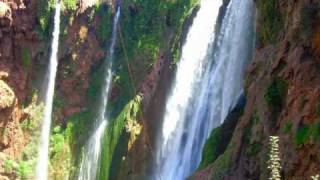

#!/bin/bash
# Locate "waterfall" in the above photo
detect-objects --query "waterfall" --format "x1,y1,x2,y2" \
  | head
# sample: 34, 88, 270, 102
78, 8, 120, 180
36, 2, 61, 180
153, 0, 255, 179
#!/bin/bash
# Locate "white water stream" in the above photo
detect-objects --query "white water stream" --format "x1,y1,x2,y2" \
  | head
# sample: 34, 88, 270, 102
36, 2, 61, 180
77, 8, 120, 180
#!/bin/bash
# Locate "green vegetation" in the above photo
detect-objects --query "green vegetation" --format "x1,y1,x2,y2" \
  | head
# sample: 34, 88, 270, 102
49, 125, 75, 179
21, 48, 31, 69
3, 159, 15, 172
264, 78, 288, 111
199, 106, 243, 170
282, 122, 293, 134
62, 0, 77, 11
310, 123, 320, 141
246, 142, 262, 156
209, 145, 233, 180
295, 126, 309, 145
96, 5, 113, 44
21, 97, 44, 132
2, 93, 44, 179
3, 158, 35, 180
36, 0, 55, 38
257, 0, 283, 44
98, 95, 142, 180
295, 123, 320, 146
36, 0, 77, 39
199, 127, 222, 169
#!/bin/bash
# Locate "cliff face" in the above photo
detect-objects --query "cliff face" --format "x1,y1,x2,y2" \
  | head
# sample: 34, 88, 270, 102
0, 0, 39, 160
193, 0, 320, 179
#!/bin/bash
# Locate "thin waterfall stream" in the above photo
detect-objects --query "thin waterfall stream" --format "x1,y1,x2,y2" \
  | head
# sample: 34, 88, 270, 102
77, 8, 120, 180
36, 2, 61, 180
153, 0, 255, 179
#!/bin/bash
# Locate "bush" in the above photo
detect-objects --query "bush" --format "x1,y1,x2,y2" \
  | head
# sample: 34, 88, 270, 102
295, 123, 320, 146
49, 125, 75, 179
257, 0, 283, 44
17, 161, 34, 180
62, 0, 77, 11
282, 122, 293, 134
96, 4, 112, 44
295, 125, 310, 145
199, 105, 243, 169
264, 78, 288, 111
36, 0, 55, 38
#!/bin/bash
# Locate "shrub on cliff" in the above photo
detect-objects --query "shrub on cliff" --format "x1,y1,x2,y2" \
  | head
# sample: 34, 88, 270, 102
264, 78, 288, 112
257, 0, 283, 45
198, 104, 244, 170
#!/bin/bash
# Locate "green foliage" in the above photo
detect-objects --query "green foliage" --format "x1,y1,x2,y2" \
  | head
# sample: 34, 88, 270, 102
3, 159, 15, 172
257, 0, 283, 44
310, 123, 320, 142
50, 126, 66, 153
3, 158, 35, 180
21, 48, 31, 69
67, 110, 94, 144
87, 65, 104, 101
199, 127, 222, 169
282, 122, 293, 134
96, 5, 112, 44
49, 124, 75, 179
264, 78, 288, 110
295, 123, 320, 146
98, 95, 142, 180
62, 0, 77, 11
21, 100, 44, 132
295, 125, 310, 145
209, 146, 232, 180
16, 161, 34, 180
199, 106, 243, 170
246, 142, 262, 156
36, 0, 55, 38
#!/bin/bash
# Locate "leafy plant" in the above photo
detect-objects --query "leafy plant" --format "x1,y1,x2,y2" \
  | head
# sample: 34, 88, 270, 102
17, 161, 34, 180
282, 122, 293, 134
36, 0, 55, 38
96, 4, 112, 44
3, 159, 15, 172
295, 125, 310, 145
257, 0, 283, 44
62, 0, 77, 11
310, 123, 320, 141
264, 78, 288, 111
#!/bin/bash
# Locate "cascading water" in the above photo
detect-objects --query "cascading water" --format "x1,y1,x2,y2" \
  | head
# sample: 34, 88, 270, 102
36, 2, 61, 180
153, 0, 255, 179
78, 8, 120, 180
